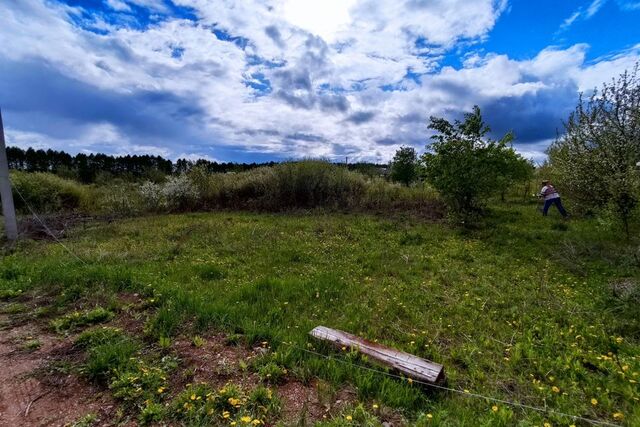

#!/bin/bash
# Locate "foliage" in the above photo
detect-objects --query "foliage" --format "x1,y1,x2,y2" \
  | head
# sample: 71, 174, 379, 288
422, 105, 528, 221
10, 171, 90, 213
168, 382, 279, 426
110, 358, 169, 405
315, 404, 382, 427
75, 326, 127, 348
83, 338, 139, 382
51, 307, 114, 333
548, 63, 640, 236
255, 361, 288, 385
389, 146, 419, 186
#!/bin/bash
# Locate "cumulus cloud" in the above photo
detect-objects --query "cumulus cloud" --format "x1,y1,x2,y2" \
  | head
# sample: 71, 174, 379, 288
0, 0, 639, 163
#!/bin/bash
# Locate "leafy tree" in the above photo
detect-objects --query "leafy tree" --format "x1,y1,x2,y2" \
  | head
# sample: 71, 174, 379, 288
390, 146, 419, 186
493, 149, 535, 201
422, 105, 525, 221
548, 63, 640, 236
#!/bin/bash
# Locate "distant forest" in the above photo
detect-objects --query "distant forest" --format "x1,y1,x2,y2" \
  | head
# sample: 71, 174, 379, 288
6, 146, 384, 183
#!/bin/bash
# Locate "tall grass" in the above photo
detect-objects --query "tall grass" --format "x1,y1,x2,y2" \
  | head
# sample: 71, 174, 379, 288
9, 161, 444, 218
186, 160, 443, 214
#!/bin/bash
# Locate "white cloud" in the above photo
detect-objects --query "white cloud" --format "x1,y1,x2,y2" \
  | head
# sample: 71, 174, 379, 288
0, 0, 639, 164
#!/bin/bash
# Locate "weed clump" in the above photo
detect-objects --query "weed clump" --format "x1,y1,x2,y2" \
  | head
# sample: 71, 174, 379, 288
169, 382, 279, 426
83, 338, 139, 382
51, 307, 114, 333
75, 326, 127, 348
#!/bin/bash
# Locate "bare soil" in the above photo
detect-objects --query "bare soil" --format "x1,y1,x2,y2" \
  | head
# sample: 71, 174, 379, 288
0, 312, 116, 427
0, 293, 379, 427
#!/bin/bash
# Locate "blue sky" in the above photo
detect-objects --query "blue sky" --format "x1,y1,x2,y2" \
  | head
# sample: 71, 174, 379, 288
1, 0, 639, 163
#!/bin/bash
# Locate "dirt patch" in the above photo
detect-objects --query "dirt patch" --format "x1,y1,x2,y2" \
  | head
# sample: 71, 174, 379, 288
17, 213, 95, 241
0, 293, 402, 426
170, 335, 260, 393
0, 311, 117, 427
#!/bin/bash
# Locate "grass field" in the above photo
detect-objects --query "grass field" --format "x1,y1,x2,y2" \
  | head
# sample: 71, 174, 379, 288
1, 202, 639, 426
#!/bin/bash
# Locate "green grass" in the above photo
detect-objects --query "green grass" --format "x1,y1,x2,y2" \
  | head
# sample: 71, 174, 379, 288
1, 202, 639, 425
51, 307, 115, 333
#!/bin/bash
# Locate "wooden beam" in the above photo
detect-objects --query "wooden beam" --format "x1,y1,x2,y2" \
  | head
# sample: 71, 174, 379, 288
309, 326, 445, 384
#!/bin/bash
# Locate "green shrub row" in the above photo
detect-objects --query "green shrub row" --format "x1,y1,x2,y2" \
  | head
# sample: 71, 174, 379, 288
10, 160, 444, 217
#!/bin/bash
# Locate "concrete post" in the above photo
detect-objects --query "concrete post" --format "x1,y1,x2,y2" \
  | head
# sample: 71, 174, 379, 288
0, 108, 18, 240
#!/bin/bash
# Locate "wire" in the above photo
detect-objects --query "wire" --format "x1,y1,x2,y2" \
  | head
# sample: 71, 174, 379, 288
11, 183, 86, 265
279, 341, 620, 427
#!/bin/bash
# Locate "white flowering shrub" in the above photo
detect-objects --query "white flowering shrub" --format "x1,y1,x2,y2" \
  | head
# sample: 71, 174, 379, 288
162, 175, 198, 211
548, 63, 640, 236
139, 181, 166, 212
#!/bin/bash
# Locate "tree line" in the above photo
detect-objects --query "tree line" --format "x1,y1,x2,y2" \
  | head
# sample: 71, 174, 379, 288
5, 146, 279, 183
6, 146, 386, 184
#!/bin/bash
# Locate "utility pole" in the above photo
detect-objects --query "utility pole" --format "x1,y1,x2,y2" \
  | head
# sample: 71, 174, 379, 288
0, 108, 18, 241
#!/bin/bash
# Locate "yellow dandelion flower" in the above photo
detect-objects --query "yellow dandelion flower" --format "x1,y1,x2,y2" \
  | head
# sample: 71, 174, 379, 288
346, 415, 353, 421
241, 416, 252, 423
591, 398, 598, 405
252, 420, 262, 426
427, 414, 433, 419
552, 386, 560, 393
231, 423, 237, 426
191, 394, 196, 401
223, 411, 230, 419
408, 378, 413, 384
613, 412, 624, 420
544, 423, 551, 427
492, 405, 498, 412
157, 387, 165, 393
372, 404, 379, 410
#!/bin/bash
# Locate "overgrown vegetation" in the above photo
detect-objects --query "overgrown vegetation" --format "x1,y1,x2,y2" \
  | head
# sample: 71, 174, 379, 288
2, 204, 639, 425
10, 160, 443, 218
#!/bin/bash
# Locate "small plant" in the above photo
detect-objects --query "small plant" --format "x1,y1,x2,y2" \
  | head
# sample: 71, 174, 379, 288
256, 362, 288, 385
192, 335, 206, 347
70, 413, 98, 427
75, 326, 126, 348
51, 307, 114, 333
0, 289, 23, 300
139, 400, 166, 425
83, 338, 139, 383
22, 338, 41, 352
0, 302, 27, 314
110, 358, 169, 406
158, 336, 171, 349
225, 333, 244, 346
169, 382, 278, 426
315, 404, 382, 426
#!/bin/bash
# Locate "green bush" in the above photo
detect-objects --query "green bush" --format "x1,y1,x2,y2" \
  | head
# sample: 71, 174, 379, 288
10, 171, 90, 213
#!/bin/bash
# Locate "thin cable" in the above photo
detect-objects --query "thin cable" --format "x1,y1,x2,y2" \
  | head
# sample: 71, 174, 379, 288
278, 341, 620, 427
11, 184, 86, 265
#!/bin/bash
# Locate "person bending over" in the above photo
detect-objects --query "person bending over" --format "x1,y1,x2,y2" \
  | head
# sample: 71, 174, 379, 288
538, 180, 569, 218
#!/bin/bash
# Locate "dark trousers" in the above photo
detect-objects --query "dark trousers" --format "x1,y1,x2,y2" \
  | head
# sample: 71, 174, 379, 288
543, 197, 568, 217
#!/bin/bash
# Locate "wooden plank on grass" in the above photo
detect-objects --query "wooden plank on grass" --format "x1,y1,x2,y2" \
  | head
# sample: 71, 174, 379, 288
309, 325, 445, 384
